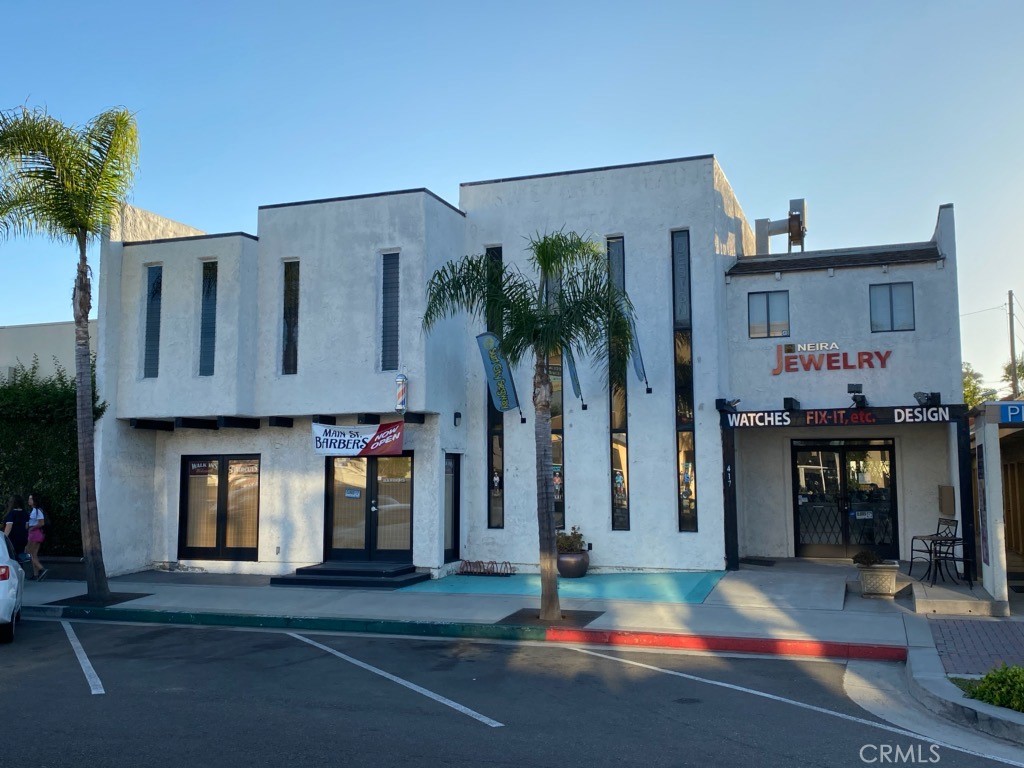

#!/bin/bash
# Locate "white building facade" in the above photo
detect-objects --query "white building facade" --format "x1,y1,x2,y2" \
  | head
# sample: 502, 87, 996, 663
93, 157, 972, 580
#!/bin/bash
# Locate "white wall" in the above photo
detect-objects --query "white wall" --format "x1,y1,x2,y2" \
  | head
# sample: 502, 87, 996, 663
0, 320, 96, 379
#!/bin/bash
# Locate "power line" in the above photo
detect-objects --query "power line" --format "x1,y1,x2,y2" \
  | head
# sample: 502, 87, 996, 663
960, 304, 1005, 318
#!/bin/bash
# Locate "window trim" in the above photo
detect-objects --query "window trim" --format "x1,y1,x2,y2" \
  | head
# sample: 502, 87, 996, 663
178, 454, 260, 562
869, 281, 915, 333
747, 290, 790, 339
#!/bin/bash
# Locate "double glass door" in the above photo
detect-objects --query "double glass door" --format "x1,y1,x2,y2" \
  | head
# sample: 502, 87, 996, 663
792, 441, 898, 559
326, 454, 413, 561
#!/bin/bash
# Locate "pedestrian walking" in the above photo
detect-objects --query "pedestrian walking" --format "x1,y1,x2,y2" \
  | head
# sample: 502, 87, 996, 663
25, 493, 47, 581
3, 494, 30, 563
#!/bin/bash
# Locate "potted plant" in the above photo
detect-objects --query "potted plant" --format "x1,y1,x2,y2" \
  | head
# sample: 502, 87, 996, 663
556, 526, 590, 578
853, 550, 900, 597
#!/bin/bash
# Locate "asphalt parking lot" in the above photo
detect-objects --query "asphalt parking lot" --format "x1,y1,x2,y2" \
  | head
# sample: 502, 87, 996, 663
0, 618, 1015, 768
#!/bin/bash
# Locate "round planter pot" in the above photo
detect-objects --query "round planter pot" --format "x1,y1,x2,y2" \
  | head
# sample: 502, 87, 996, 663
557, 551, 590, 578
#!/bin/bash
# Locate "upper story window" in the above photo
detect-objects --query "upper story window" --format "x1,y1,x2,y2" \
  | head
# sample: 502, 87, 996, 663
143, 265, 163, 378
870, 282, 914, 332
381, 253, 400, 371
748, 290, 790, 338
199, 261, 218, 376
282, 261, 300, 375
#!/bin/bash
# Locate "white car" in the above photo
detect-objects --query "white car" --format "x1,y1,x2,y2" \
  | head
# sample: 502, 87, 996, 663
1, 533, 25, 643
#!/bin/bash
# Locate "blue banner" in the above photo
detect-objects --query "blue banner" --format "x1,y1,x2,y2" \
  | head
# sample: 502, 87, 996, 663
564, 348, 583, 402
477, 333, 519, 412
628, 317, 648, 384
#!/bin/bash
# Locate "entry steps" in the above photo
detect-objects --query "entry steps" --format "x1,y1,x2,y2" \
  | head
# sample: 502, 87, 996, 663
270, 561, 430, 590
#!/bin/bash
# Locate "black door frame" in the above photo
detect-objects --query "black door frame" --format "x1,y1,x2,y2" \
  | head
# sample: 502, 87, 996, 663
324, 451, 414, 562
178, 454, 260, 562
444, 453, 461, 563
791, 440, 899, 559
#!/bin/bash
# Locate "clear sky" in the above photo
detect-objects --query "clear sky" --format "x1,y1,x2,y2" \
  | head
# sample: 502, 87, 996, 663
1, 0, 1021, 394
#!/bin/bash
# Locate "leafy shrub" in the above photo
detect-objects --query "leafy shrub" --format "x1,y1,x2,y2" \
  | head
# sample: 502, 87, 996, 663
852, 550, 882, 567
0, 358, 105, 557
557, 525, 586, 554
968, 664, 1024, 713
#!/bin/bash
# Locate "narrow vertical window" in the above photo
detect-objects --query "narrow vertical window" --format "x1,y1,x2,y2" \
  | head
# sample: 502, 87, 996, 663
672, 230, 697, 531
381, 253, 400, 371
485, 247, 505, 528
608, 237, 629, 530
550, 350, 565, 530
282, 261, 299, 375
144, 265, 162, 378
199, 261, 218, 376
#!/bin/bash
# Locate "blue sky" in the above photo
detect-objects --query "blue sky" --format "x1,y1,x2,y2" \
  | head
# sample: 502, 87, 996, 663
1, 0, 1021, 392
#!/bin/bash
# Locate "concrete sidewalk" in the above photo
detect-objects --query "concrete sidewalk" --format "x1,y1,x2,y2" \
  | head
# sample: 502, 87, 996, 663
18, 562, 1024, 745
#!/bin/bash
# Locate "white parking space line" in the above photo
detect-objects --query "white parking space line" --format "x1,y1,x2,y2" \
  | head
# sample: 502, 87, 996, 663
61, 621, 105, 695
288, 632, 503, 728
572, 648, 1024, 768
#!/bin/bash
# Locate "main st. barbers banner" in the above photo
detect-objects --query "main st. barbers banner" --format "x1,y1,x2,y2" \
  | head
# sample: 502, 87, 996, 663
312, 422, 404, 456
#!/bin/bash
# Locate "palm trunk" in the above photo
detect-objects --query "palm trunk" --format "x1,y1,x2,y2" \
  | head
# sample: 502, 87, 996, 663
74, 231, 111, 602
533, 351, 561, 621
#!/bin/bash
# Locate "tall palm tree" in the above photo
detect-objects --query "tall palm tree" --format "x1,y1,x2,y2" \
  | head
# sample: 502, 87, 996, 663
0, 106, 139, 602
424, 231, 636, 620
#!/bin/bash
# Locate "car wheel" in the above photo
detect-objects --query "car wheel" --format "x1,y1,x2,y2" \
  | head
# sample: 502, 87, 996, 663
0, 621, 13, 644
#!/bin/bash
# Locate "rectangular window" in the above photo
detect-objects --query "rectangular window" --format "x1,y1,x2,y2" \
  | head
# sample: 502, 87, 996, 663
485, 246, 505, 528
672, 231, 697, 531
550, 350, 565, 530
199, 261, 218, 376
870, 282, 915, 332
179, 455, 259, 561
143, 265, 163, 378
282, 261, 299, 374
748, 290, 790, 338
608, 237, 629, 530
381, 253, 400, 370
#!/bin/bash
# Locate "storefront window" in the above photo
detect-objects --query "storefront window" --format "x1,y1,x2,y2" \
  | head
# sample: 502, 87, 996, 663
550, 350, 565, 530
673, 230, 698, 531
677, 433, 697, 532
179, 455, 259, 561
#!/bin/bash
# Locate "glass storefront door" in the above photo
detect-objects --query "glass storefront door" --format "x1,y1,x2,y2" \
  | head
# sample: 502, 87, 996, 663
793, 441, 898, 559
326, 453, 413, 562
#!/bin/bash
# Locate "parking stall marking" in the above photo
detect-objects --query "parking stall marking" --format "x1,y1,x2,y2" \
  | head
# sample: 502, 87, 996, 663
287, 632, 504, 728
61, 621, 105, 695
572, 647, 1023, 768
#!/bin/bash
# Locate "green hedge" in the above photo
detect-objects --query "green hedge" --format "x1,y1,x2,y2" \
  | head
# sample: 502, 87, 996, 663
968, 664, 1024, 714
0, 358, 105, 557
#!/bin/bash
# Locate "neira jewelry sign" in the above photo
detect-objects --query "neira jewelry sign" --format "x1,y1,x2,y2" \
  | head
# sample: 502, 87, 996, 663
312, 422, 404, 456
771, 342, 892, 376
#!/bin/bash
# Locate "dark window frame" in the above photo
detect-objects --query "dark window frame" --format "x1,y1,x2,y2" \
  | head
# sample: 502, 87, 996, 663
143, 264, 163, 378
178, 453, 260, 562
282, 261, 300, 375
607, 236, 630, 531
747, 290, 790, 339
199, 261, 218, 376
485, 246, 505, 529
869, 282, 915, 333
671, 229, 698, 532
381, 252, 401, 371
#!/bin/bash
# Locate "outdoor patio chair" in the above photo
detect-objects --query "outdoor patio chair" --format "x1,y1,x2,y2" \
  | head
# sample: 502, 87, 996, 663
908, 516, 957, 579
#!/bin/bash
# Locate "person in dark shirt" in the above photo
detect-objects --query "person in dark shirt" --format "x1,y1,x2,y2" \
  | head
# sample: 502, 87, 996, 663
3, 494, 29, 560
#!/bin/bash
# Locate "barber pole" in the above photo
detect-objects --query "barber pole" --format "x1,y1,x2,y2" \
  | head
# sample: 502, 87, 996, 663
395, 373, 408, 414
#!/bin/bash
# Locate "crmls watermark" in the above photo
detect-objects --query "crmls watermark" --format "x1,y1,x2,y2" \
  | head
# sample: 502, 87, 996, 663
860, 744, 941, 763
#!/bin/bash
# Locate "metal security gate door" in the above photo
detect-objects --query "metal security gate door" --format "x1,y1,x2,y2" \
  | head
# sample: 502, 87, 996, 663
326, 454, 413, 562
792, 441, 898, 559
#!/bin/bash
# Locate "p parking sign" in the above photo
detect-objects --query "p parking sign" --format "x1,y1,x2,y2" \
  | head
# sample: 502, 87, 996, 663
1001, 403, 1024, 423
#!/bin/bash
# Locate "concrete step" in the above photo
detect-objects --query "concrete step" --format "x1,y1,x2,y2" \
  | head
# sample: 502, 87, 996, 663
293, 562, 417, 578
909, 582, 1009, 617
269, 570, 430, 590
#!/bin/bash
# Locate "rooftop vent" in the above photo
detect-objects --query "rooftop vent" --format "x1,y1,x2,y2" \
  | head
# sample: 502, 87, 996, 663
755, 199, 807, 255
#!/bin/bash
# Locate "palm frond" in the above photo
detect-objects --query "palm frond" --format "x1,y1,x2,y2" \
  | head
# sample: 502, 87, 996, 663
82, 108, 138, 232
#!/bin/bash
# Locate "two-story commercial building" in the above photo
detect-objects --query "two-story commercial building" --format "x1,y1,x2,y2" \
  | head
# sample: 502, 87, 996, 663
93, 155, 971, 582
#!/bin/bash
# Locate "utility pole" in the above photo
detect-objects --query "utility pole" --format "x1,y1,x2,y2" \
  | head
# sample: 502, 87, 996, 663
1011, 290, 1020, 399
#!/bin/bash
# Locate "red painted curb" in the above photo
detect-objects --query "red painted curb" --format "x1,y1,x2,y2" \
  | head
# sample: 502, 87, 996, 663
544, 627, 907, 661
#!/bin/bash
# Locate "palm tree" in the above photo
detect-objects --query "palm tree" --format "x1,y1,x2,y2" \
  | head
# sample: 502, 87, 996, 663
0, 106, 139, 602
424, 231, 636, 620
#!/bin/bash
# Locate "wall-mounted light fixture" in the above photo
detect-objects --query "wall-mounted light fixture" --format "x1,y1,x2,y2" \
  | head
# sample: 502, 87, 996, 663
783, 397, 801, 411
851, 393, 868, 408
913, 391, 941, 407
454, 411, 462, 427
715, 398, 741, 413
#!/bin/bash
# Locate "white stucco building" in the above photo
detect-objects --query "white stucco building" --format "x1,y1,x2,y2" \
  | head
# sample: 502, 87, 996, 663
92, 156, 973, 585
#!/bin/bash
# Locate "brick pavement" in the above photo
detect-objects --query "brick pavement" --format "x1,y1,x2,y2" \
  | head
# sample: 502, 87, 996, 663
930, 618, 1024, 675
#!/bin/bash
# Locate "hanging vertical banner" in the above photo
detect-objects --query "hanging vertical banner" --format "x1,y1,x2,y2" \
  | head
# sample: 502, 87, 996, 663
476, 332, 519, 412
628, 316, 648, 385
564, 347, 583, 402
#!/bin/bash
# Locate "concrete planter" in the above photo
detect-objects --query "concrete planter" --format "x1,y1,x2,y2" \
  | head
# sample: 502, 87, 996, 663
858, 562, 899, 597
557, 552, 590, 578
